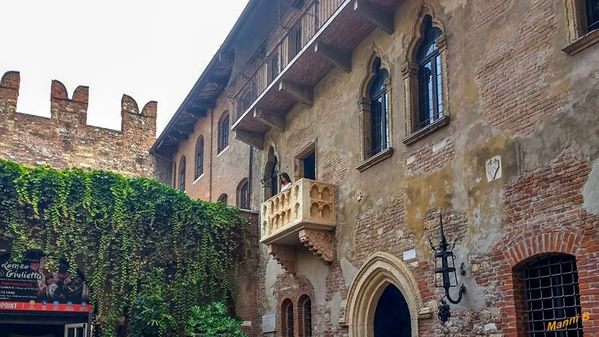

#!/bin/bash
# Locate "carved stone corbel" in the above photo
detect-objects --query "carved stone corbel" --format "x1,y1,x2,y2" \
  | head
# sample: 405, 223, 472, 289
268, 244, 297, 274
298, 228, 334, 262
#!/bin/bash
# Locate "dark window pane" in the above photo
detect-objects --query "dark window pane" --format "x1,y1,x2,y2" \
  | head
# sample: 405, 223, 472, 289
219, 114, 229, 152
587, 0, 599, 31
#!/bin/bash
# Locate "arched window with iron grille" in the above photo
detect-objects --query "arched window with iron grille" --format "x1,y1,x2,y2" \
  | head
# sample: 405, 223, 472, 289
281, 298, 294, 337
299, 295, 312, 337
517, 254, 583, 336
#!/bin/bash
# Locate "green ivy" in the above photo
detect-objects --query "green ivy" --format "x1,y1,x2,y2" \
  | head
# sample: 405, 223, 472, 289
0, 159, 249, 336
186, 302, 247, 337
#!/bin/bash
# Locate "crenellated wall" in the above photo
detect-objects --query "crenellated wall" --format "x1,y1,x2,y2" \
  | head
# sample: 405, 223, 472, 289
0, 71, 170, 182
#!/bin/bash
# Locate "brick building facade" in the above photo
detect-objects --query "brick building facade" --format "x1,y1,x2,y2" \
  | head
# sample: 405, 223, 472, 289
1, 0, 598, 336
155, 0, 599, 336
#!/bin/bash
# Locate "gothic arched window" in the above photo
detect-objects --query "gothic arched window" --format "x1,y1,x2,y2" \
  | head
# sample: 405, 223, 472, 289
416, 15, 443, 130
369, 57, 390, 156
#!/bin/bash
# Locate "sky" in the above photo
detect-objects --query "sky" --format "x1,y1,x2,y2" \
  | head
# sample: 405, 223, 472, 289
0, 0, 248, 135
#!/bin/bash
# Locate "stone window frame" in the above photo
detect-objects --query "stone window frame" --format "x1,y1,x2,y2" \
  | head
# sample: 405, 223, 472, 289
356, 53, 394, 172
401, 5, 450, 146
293, 139, 317, 181
563, 0, 599, 55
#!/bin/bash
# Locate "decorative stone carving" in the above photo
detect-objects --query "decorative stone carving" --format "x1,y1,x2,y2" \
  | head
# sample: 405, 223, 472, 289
299, 228, 334, 262
261, 178, 336, 273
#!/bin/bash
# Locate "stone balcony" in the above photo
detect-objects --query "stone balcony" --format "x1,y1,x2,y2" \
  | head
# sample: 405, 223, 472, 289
260, 178, 336, 273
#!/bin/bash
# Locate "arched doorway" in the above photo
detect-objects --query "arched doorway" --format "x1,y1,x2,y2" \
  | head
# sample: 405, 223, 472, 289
373, 284, 411, 337
263, 146, 279, 199
344, 252, 430, 337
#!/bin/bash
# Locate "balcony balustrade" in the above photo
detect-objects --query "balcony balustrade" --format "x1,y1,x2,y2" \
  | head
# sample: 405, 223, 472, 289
260, 178, 336, 273
231, 0, 399, 149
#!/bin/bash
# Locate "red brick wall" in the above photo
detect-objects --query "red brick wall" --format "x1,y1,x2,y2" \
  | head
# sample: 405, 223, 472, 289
0, 71, 169, 182
490, 154, 599, 336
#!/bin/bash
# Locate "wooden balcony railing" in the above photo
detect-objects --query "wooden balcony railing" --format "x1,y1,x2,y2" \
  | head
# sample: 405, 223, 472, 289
260, 178, 336, 272
233, 0, 345, 123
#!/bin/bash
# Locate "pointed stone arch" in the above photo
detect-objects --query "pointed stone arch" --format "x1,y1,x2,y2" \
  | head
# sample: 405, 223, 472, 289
356, 51, 394, 167
403, 3, 446, 66
343, 252, 431, 337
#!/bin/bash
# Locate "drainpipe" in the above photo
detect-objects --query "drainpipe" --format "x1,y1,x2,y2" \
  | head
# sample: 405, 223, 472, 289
209, 108, 214, 201
248, 145, 253, 210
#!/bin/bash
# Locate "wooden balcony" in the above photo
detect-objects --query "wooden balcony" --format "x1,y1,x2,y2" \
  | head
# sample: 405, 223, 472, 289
260, 178, 336, 273
231, 0, 400, 149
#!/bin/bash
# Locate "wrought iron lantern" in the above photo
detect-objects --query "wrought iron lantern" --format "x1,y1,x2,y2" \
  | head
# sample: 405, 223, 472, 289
429, 213, 466, 323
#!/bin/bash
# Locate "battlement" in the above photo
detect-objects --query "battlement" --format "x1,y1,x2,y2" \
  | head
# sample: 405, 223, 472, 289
0, 71, 157, 135
0, 71, 167, 181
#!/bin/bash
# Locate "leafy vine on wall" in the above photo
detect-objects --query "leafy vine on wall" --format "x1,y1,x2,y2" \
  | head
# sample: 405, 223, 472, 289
0, 159, 249, 336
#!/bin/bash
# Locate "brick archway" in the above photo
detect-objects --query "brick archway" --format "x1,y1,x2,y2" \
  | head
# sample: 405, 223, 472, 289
502, 231, 581, 268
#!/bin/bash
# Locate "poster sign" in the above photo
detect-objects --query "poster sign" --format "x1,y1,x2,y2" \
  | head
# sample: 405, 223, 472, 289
0, 254, 91, 313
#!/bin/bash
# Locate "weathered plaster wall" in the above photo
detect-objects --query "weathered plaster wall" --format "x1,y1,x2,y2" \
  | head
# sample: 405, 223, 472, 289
250, 0, 599, 336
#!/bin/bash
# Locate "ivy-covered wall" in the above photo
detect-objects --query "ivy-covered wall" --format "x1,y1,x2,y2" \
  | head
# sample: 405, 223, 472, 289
0, 158, 249, 336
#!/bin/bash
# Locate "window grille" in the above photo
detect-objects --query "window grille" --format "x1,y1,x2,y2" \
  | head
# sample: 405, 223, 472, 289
521, 254, 583, 336
286, 302, 294, 337
417, 16, 443, 130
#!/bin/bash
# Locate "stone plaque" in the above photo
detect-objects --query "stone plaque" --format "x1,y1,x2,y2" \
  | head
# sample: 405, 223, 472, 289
262, 312, 276, 333
486, 155, 502, 182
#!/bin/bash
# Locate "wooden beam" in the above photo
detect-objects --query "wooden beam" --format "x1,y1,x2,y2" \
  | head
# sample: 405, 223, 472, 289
314, 42, 352, 72
235, 129, 264, 149
185, 106, 207, 117
353, 0, 394, 34
253, 108, 285, 131
278, 80, 313, 106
